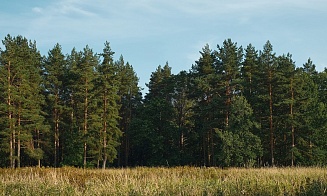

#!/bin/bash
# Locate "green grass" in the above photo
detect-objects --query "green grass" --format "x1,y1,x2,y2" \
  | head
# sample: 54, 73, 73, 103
0, 167, 326, 195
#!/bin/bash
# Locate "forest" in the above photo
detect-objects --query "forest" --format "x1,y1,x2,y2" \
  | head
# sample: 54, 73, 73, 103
0, 34, 326, 168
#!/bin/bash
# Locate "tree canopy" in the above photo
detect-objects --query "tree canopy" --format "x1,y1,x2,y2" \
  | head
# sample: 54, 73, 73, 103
0, 34, 326, 168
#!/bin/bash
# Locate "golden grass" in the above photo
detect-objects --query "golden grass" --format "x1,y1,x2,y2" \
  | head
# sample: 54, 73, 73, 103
0, 167, 326, 195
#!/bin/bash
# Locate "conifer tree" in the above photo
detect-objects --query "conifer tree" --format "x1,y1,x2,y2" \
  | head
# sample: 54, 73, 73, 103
257, 41, 277, 166
241, 44, 259, 107
130, 63, 178, 166
94, 41, 122, 168
115, 55, 141, 167
67, 46, 98, 168
61, 48, 84, 166
0, 35, 47, 167
273, 54, 297, 165
146, 62, 172, 101
171, 71, 195, 165
190, 44, 218, 166
296, 61, 325, 165
43, 43, 66, 167
216, 39, 243, 128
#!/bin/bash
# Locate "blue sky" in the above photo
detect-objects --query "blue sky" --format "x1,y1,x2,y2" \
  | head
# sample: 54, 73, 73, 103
1, 0, 327, 93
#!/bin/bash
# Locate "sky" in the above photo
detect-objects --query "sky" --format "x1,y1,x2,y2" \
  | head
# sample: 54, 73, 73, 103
1, 0, 327, 94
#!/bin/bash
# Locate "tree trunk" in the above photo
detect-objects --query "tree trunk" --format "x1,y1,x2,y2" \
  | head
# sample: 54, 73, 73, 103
203, 130, 206, 166
17, 102, 21, 168
207, 131, 211, 166
67, 93, 75, 165
7, 61, 15, 168
54, 97, 59, 167
83, 81, 88, 169
37, 129, 41, 168
125, 92, 132, 167
102, 158, 107, 170
290, 79, 295, 167
178, 103, 184, 153
269, 71, 274, 166
124, 131, 129, 167
225, 81, 231, 128
102, 91, 107, 169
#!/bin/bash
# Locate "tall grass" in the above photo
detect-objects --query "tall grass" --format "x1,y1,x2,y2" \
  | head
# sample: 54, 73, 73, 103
0, 167, 326, 195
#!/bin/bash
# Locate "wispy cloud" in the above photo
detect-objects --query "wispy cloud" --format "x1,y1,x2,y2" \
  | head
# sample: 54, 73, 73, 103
24, 0, 327, 41
2, 0, 326, 73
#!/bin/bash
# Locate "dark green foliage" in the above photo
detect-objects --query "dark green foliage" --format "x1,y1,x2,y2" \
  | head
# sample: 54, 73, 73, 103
42, 43, 67, 167
129, 63, 180, 166
0, 35, 48, 168
189, 44, 219, 166
216, 96, 262, 167
0, 34, 327, 168
241, 44, 259, 108
94, 41, 122, 168
114, 55, 141, 167
129, 98, 178, 166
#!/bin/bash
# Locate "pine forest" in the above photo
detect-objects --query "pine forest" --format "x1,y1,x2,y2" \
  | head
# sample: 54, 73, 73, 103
1, 34, 327, 168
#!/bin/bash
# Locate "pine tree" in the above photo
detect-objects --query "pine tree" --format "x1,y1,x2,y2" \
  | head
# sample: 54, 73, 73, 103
130, 63, 179, 166
94, 41, 122, 168
146, 62, 172, 101
171, 71, 195, 165
61, 48, 84, 167
43, 43, 66, 167
115, 55, 141, 167
0, 35, 47, 167
216, 39, 243, 128
67, 46, 98, 168
295, 61, 325, 165
241, 44, 259, 106
257, 41, 277, 166
273, 53, 296, 165
190, 44, 218, 166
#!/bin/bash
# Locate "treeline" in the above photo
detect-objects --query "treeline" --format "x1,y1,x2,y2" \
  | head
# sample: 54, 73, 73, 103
0, 35, 141, 168
0, 35, 326, 168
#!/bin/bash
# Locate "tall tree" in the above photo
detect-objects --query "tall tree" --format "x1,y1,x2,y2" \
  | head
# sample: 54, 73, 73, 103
190, 44, 218, 166
257, 41, 277, 166
68, 46, 98, 168
273, 54, 296, 166
61, 48, 84, 167
94, 41, 122, 168
216, 39, 243, 128
115, 55, 141, 167
129, 63, 179, 166
295, 61, 325, 165
0, 35, 47, 167
241, 44, 259, 106
43, 43, 66, 167
171, 71, 196, 165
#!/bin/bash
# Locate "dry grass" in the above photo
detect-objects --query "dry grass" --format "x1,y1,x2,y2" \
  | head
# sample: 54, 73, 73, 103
0, 167, 326, 195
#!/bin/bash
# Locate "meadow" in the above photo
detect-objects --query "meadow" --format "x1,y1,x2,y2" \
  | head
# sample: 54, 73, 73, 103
0, 167, 326, 195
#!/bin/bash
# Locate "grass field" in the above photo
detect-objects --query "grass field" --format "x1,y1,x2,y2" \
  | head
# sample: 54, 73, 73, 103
0, 167, 326, 195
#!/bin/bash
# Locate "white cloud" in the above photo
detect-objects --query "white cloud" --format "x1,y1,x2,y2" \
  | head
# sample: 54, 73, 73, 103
32, 7, 43, 13
3, 0, 326, 72
25, 0, 327, 42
